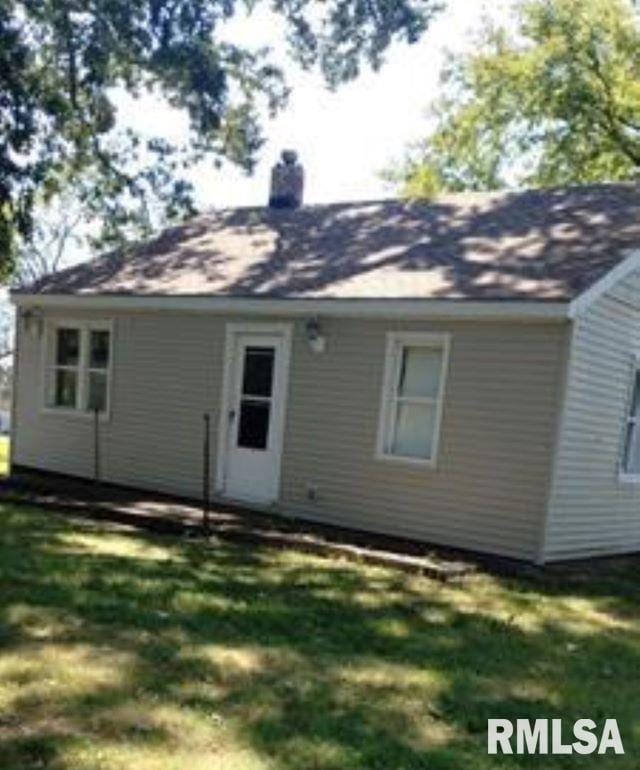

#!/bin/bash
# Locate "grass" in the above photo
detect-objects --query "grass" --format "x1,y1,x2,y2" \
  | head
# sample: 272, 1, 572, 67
0, 436, 8, 476
0, 506, 638, 769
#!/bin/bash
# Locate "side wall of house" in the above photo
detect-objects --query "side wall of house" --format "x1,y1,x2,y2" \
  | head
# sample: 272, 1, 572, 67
13, 309, 568, 560
543, 268, 640, 561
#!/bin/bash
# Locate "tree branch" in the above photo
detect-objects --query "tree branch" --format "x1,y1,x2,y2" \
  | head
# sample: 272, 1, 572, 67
585, 42, 640, 166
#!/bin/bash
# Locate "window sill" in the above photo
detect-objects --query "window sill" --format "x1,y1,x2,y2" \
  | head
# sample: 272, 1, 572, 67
375, 451, 437, 469
41, 407, 111, 423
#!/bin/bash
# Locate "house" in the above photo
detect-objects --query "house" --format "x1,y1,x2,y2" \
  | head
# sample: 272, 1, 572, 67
9, 153, 640, 563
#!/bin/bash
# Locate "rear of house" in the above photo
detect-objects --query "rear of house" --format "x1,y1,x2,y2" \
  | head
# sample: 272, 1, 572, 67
10, 175, 640, 563
12, 308, 568, 561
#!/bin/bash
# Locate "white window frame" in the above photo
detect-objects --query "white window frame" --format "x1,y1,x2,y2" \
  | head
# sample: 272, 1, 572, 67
619, 357, 640, 484
41, 319, 114, 420
376, 332, 451, 468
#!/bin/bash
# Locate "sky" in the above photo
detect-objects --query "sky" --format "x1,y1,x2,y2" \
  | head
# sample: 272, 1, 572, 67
116, 0, 512, 210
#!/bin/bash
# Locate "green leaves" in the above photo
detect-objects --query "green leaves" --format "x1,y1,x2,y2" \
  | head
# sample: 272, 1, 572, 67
0, 0, 441, 281
394, 0, 640, 198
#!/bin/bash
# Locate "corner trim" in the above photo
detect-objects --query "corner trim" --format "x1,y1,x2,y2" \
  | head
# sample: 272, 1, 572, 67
8, 310, 20, 472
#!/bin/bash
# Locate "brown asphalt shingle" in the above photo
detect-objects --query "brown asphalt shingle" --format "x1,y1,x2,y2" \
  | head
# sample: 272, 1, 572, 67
16, 183, 640, 302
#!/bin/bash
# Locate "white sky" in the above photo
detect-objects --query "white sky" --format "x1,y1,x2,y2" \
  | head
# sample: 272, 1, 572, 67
116, 0, 511, 209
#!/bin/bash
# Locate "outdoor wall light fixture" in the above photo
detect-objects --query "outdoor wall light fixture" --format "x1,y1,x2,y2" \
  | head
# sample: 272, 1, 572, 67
20, 308, 44, 339
305, 317, 326, 354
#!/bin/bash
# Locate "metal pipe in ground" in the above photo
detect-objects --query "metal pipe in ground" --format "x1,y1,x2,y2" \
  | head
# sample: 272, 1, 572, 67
93, 407, 100, 482
202, 412, 211, 534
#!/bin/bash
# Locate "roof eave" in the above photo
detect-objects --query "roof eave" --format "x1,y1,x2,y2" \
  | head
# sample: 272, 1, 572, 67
11, 293, 570, 322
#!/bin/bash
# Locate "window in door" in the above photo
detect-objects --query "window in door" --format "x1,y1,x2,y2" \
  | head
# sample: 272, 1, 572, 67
237, 346, 275, 450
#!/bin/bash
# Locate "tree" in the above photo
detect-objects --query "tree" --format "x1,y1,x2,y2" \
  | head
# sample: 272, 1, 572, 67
391, 0, 640, 197
0, 195, 80, 372
0, 195, 83, 409
0, 0, 442, 280
13, 193, 84, 289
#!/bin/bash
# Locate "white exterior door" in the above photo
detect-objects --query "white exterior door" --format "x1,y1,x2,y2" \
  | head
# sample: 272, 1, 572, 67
218, 324, 291, 504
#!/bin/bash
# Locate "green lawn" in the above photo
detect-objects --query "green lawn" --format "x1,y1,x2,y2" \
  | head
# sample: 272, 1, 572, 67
0, 505, 638, 770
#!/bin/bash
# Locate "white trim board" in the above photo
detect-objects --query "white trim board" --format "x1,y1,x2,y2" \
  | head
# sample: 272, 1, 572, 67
536, 319, 576, 565
375, 331, 451, 469
12, 293, 570, 322
39, 317, 115, 422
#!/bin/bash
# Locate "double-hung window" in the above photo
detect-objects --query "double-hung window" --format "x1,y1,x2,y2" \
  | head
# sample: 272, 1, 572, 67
45, 322, 112, 415
377, 332, 450, 465
621, 366, 640, 479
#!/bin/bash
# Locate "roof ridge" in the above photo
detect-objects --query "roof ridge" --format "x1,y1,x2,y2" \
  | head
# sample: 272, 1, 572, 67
201, 181, 640, 216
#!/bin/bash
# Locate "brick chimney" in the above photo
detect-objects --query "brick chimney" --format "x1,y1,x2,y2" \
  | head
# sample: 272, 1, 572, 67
269, 150, 304, 209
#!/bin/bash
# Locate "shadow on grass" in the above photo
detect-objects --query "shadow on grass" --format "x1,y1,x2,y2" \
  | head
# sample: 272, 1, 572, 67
0, 506, 638, 770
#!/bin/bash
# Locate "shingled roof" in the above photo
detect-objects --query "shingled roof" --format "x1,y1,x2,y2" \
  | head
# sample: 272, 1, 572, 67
17, 183, 640, 302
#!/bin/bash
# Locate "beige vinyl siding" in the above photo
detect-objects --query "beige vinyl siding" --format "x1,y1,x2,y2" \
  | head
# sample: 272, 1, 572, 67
279, 317, 566, 560
13, 309, 567, 560
13, 311, 223, 497
543, 268, 640, 561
